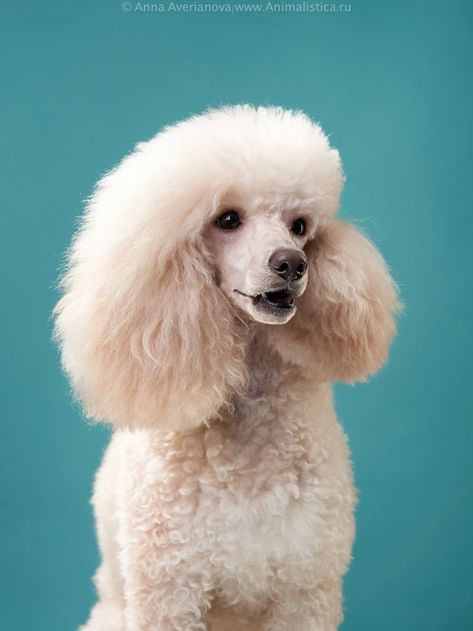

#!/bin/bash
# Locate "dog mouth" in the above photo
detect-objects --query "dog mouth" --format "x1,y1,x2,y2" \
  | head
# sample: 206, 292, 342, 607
256, 289, 295, 310
235, 289, 295, 312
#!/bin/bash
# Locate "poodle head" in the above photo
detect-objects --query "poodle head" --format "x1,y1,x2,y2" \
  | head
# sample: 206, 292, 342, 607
54, 105, 399, 431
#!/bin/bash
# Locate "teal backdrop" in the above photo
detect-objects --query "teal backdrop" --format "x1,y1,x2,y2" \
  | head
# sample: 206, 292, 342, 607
1, 0, 472, 629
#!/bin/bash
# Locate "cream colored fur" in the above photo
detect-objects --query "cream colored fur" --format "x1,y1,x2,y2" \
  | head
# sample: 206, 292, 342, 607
54, 105, 399, 630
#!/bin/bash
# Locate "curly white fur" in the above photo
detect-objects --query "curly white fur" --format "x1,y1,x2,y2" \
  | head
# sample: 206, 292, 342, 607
54, 105, 400, 631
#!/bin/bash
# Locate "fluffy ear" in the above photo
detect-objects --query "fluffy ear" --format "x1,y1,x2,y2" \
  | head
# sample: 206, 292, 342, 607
273, 220, 401, 382
54, 194, 247, 432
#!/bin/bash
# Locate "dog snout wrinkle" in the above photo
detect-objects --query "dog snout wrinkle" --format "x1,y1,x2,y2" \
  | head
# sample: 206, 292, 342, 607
269, 248, 307, 282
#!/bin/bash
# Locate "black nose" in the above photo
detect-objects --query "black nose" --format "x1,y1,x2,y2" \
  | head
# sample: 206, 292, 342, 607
269, 248, 307, 282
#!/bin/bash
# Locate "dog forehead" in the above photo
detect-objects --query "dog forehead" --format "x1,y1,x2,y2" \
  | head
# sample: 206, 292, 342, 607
221, 187, 303, 215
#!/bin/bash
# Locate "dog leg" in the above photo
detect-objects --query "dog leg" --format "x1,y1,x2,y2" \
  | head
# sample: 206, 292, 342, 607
78, 536, 125, 630
125, 576, 211, 631
123, 561, 214, 631
79, 599, 124, 631
263, 580, 343, 631
79, 440, 125, 630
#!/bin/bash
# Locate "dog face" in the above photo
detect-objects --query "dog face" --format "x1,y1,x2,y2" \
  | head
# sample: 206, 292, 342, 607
55, 105, 399, 431
207, 199, 315, 325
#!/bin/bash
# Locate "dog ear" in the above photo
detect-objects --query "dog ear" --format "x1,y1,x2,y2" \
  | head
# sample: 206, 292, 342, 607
272, 219, 400, 382
54, 179, 247, 432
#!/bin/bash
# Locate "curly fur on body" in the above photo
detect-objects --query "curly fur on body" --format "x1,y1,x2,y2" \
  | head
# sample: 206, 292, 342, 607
55, 105, 399, 630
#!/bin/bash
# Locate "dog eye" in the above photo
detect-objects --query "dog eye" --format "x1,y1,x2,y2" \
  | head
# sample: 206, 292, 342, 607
216, 210, 241, 230
291, 218, 306, 236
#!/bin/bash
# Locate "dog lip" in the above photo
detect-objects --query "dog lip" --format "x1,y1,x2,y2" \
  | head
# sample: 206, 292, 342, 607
233, 288, 296, 311
259, 290, 295, 310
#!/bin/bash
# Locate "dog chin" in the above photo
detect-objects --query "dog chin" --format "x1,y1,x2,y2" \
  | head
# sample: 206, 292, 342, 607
247, 303, 297, 325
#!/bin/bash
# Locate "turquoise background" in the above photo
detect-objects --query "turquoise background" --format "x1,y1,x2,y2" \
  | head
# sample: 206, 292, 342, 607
1, 0, 472, 629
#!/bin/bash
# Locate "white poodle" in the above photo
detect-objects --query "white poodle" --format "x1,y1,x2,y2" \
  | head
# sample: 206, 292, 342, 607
55, 105, 399, 630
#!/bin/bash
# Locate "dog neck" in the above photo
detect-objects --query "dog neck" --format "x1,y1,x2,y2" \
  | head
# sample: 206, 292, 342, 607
220, 324, 311, 421
243, 325, 301, 391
